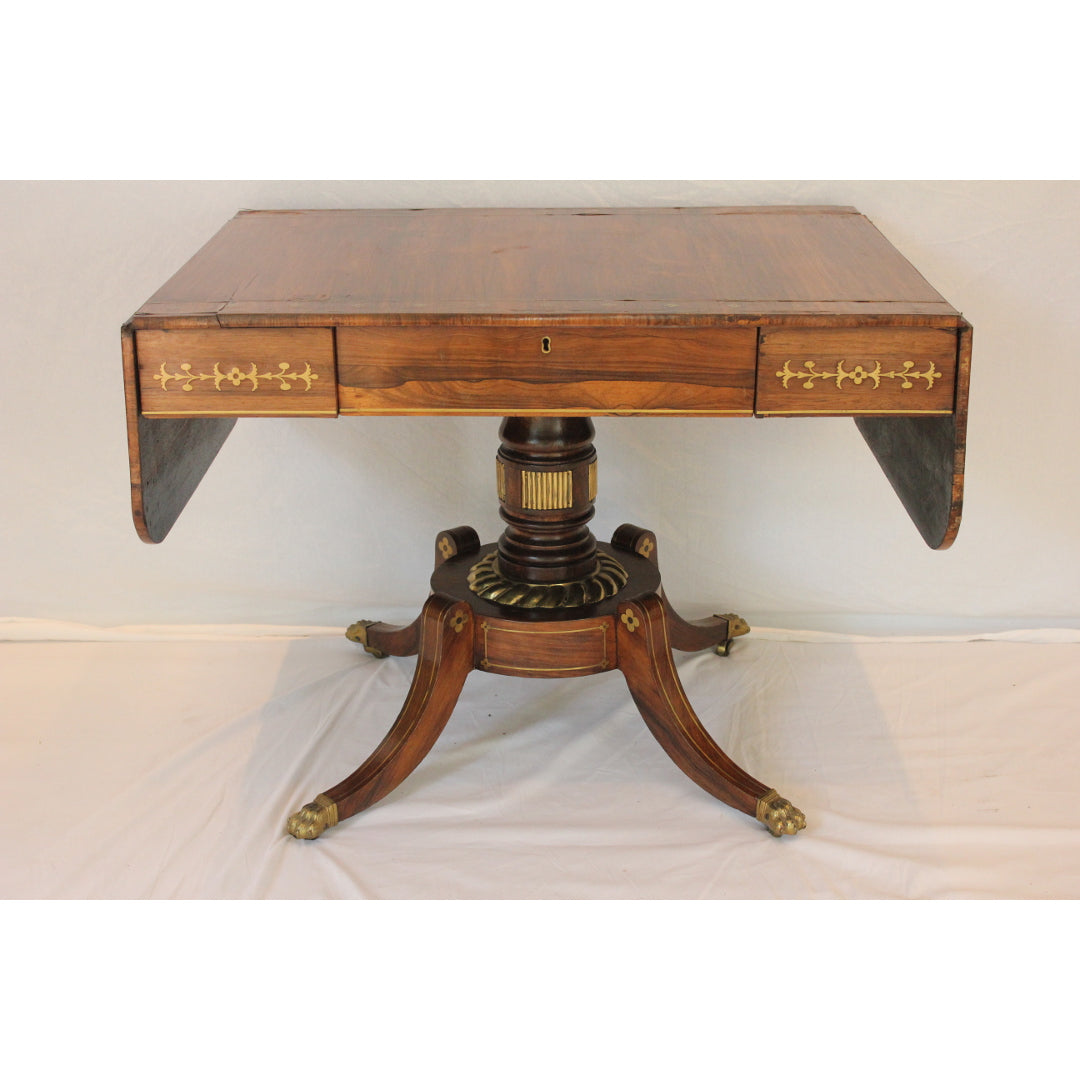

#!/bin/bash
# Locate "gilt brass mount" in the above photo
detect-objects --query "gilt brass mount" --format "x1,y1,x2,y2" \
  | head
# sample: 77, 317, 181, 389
467, 549, 629, 609
755, 789, 807, 837
286, 794, 339, 840
345, 619, 388, 658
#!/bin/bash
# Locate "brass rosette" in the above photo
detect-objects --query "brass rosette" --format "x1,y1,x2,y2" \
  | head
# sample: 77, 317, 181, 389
467, 550, 628, 609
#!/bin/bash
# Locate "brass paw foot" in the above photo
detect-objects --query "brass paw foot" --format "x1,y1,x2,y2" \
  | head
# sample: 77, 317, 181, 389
714, 613, 750, 656
286, 795, 339, 840
756, 790, 806, 837
345, 619, 388, 658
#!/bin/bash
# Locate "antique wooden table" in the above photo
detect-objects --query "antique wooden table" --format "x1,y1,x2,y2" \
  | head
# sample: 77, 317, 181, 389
122, 206, 971, 839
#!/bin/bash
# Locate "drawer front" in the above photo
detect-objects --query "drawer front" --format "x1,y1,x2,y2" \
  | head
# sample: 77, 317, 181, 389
337, 326, 757, 416
137, 328, 337, 417
755, 327, 957, 416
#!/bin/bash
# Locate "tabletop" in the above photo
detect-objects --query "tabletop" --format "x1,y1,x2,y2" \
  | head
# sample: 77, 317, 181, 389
130, 206, 959, 323
121, 207, 970, 547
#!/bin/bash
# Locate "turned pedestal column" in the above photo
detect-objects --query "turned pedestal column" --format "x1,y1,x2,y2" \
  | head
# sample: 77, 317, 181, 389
286, 417, 804, 841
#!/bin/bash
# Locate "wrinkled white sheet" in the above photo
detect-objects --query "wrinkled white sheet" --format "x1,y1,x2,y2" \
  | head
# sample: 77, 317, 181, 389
3, 621, 1078, 899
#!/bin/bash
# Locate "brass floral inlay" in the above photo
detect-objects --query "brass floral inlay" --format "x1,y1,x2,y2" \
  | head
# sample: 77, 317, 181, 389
153, 361, 321, 392
776, 359, 941, 391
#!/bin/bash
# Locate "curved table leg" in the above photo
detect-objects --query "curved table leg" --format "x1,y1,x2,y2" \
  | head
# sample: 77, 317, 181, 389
661, 595, 750, 656
345, 616, 422, 658
342, 527, 481, 659
617, 593, 805, 837
288, 594, 475, 838
611, 524, 748, 655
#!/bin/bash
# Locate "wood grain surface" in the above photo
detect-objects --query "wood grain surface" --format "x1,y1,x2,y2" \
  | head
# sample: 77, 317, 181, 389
322, 594, 475, 823
122, 206, 970, 546
856, 320, 973, 548
131, 206, 960, 325
121, 324, 235, 543
337, 325, 755, 415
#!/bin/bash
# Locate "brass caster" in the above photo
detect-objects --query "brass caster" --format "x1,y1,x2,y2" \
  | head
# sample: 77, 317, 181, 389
756, 790, 806, 837
345, 619, 388, 658
715, 613, 750, 657
286, 795, 339, 840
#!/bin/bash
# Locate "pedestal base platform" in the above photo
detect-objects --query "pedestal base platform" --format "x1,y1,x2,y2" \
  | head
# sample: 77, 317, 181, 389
288, 523, 805, 840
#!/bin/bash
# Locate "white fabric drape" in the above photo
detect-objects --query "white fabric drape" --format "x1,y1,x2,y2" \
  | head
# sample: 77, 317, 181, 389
4, 621, 1077, 899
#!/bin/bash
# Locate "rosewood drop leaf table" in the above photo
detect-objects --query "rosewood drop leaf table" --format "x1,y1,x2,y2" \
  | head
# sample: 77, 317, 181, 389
121, 206, 971, 839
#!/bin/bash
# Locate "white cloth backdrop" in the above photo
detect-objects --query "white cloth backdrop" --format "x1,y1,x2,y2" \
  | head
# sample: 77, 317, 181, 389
4, 619, 1077, 899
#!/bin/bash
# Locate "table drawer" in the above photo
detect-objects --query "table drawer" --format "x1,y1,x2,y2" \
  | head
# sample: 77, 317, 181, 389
337, 326, 757, 416
755, 327, 957, 416
136, 328, 338, 417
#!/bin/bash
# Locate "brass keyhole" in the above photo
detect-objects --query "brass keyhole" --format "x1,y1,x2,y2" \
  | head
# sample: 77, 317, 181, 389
541, 336, 551, 354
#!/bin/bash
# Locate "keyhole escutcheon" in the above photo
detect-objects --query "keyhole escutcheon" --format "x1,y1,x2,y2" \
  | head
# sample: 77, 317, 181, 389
541, 336, 551, 354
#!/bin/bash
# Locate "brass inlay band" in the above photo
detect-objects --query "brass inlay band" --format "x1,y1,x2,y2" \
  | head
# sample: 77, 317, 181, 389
153, 360, 321, 392
496, 460, 507, 502
317, 794, 339, 826
337, 406, 753, 417
776, 358, 941, 392
521, 469, 573, 510
467, 550, 628, 609
756, 409, 952, 416
588, 461, 598, 502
